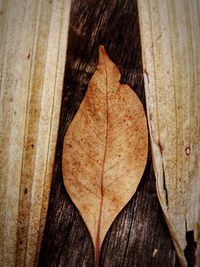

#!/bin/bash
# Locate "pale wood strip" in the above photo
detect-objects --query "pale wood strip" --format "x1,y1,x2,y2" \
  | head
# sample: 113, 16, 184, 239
138, 1, 200, 266
0, 0, 71, 266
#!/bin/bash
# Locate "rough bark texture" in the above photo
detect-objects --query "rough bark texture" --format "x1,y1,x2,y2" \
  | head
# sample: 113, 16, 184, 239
39, 0, 181, 266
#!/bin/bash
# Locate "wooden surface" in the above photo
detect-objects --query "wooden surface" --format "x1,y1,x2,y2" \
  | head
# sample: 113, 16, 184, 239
39, 0, 189, 266
138, 1, 200, 266
0, 0, 71, 266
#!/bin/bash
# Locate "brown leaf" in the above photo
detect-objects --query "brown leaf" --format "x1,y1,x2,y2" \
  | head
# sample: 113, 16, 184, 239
62, 45, 148, 264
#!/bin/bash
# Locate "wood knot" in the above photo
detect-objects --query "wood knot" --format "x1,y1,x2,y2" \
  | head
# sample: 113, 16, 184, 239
185, 146, 190, 156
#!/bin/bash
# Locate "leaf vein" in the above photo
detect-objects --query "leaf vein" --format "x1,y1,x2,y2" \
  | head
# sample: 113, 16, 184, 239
68, 170, 100, 199
71, 138, 102, 167
106, 172, 126, 188
80, 108, 107, 138
103, 153, 133, 174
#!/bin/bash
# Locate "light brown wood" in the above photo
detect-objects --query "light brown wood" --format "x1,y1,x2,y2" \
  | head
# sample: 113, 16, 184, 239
62, 46, 148, 264
138, 1, 200, 266
0, 0, 71, 266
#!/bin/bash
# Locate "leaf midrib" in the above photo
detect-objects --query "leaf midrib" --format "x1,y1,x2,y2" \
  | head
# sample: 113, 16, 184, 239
95, 65, 109, 265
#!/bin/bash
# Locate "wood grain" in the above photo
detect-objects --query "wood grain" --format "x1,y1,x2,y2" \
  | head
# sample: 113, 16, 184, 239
39, 0, 183, 266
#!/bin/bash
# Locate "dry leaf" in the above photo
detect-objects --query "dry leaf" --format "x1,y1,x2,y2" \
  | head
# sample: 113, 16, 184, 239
62, 45, 148, 264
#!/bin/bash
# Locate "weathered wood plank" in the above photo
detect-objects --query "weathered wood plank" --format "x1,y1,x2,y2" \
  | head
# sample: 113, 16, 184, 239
138, 1, 200, 266
0, 0, 71, 266
39, 0, 180, 266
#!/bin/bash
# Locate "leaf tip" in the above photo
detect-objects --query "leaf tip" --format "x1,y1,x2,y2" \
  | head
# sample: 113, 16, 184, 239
99, 45, 106, 54
98, 45, 109, 64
